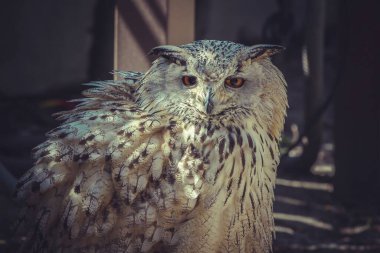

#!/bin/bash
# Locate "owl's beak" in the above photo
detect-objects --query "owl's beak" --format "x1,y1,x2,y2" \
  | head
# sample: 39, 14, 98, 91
205, 88, 214, 114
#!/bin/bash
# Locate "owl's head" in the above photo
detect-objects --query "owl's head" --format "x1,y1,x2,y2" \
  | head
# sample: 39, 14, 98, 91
139, 40, 287, 139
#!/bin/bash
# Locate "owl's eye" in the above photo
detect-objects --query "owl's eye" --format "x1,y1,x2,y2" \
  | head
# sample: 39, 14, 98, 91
182, 75, 197, 87
225, 77, 245, 88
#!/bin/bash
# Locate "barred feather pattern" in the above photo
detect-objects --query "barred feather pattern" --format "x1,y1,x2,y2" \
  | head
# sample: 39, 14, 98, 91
15, 40, 287, 253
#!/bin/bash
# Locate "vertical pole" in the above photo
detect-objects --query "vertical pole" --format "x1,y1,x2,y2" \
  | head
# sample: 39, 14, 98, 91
167, 0, 195, 45
279, 0, 325, 175
300, 0, 325, 172
114, 0, 168, 73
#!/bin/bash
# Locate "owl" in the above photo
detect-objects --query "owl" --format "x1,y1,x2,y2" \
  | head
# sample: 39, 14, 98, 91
14, 40, 287, 253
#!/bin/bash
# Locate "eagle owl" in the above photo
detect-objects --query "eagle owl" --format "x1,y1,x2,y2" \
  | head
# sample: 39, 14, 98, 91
15, 40, 287, 253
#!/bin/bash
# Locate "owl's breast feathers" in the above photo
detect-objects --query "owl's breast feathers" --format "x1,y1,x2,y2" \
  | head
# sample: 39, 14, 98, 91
15, 72, 280, 253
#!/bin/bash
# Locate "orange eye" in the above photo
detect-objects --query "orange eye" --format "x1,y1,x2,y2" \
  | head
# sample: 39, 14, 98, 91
225, 77, 245, 88
182, 75, 197, 87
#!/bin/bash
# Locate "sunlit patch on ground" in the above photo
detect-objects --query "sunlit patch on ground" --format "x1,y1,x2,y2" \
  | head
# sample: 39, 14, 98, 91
274, 213, 333, 230
276, 178, 334, 192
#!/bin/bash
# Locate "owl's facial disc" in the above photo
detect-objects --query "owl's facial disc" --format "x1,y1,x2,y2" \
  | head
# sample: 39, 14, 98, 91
147, 40, 286, 123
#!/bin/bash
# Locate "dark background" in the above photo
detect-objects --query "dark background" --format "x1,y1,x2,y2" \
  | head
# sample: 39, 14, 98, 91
0, 0, 379, 252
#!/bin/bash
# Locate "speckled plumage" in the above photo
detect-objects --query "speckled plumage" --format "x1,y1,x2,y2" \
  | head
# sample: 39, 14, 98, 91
15, 40, 287, 253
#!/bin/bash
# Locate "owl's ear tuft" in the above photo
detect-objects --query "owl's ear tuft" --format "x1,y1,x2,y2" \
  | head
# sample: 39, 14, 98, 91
149, 45, 188, 65
241, 44, 285, 62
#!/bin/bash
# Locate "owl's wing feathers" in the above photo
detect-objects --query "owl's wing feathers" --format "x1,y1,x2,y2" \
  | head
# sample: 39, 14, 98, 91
15, 71, 173, 250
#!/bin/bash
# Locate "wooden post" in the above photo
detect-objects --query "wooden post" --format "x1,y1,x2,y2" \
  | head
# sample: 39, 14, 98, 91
167, 0, 195, 45
299, 0, 325, 172
114, 0, 195, 73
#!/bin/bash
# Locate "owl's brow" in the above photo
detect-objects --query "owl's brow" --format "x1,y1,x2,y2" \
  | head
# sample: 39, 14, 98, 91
236, 60, 249, 73
164, 56, 187, 66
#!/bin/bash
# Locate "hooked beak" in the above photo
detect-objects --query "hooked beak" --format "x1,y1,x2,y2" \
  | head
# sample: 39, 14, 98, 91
205, 88, 214, 114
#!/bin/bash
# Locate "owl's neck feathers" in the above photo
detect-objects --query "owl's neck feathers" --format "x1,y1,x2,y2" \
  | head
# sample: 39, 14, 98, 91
174, 116, 278, 252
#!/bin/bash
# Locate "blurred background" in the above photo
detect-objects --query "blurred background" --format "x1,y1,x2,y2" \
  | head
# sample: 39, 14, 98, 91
0, 0, 379, 252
